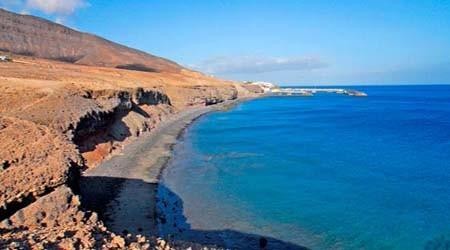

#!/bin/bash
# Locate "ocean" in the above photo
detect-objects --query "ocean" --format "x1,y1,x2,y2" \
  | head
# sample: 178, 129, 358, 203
159, 85, 450, 249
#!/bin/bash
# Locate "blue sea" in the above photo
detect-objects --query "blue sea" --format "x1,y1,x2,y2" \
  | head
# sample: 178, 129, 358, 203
160, 85, 450, 249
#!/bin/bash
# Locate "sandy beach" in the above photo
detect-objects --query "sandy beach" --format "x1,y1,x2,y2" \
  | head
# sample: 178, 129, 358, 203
2, 3, 447, 249
79, 99, 245, 238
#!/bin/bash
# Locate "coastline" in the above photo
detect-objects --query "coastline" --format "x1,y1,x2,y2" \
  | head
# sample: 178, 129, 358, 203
0, 9, 270, 248
0, 50, 265, 248
80, 97, 253, 238
154, 96, 311, 250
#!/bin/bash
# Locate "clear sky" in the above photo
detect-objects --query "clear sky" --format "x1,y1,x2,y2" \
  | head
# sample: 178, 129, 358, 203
2, 0, 450, 85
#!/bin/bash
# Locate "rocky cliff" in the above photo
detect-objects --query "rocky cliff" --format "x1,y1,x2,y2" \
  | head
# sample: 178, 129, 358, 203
0, 9, 262, 249
0, 55, 264, 248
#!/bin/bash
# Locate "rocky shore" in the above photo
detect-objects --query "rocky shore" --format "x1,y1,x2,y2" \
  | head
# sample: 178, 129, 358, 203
81, 98, 249, 249
0, 54, 262, 249
0, 8, 266, 249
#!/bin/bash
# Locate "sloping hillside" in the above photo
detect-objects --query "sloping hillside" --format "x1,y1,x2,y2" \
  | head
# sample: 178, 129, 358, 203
0, 8, 262, 249
0, 8, 182, 73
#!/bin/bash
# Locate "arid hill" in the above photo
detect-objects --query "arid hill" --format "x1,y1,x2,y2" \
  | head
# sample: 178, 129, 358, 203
0, 9, 262, 249
0, 8, 182, 73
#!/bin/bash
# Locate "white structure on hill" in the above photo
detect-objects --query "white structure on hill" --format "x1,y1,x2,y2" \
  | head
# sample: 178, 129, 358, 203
0, 55, 12, 62
249, 81, 277, 93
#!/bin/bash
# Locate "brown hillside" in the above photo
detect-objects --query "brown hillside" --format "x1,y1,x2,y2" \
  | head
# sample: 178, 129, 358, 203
0, 8, 182, 73
0, 8, 262, 248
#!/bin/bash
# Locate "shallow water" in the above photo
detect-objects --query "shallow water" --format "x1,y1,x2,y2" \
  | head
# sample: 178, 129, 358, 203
160, 85, 450, 249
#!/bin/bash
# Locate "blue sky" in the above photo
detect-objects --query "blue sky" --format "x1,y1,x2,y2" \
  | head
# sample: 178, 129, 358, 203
1, 0, 450, 85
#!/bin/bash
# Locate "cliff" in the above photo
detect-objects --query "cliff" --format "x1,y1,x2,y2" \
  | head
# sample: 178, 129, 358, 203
0, 9, 262, 250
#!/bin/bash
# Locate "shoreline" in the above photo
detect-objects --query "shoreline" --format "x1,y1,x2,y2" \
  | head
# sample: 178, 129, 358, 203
80, 97, 253, 237
153, 96, 311, 250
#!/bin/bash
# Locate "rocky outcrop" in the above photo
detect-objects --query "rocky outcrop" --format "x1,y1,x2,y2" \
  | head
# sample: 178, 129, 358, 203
71, 88, 175, 168
0, 8, 263, 248
0, 8, 182, 73
0, 116, 81, 221
0, 83, 224, 248
0, 186, 163, 249
0, 64, 258, 247
132, 88, 172, 106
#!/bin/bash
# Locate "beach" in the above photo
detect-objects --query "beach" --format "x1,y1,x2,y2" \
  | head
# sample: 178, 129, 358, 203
1, 3, 449, 249
79, 98, 247, 238
0, 45, 263, 248
158, 86, 450, 249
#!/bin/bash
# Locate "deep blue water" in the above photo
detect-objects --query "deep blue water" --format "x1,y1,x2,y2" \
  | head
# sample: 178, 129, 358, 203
161, 85, 450, 249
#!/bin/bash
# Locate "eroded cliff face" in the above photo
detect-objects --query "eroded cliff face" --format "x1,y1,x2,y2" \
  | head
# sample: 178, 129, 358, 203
0, 87, 179, 249
71, 88, 175, 169
0, 54, 262, 249
0, 88, 169, 249
0, 8, 263, 247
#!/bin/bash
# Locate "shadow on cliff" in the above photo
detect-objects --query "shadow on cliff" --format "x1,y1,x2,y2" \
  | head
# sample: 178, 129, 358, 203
78, 176, 309, 250
72, 110, 132, 155
73, 103, 158, 157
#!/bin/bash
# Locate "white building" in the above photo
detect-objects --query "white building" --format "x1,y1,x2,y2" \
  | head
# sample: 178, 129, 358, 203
0, 55, 11, 62
249, 81, 277, 93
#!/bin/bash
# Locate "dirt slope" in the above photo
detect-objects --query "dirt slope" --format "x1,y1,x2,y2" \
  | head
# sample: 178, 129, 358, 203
0, 8, 182, 73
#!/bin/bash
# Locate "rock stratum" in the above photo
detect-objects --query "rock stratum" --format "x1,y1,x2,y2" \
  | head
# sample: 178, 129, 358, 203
0, 9, 262, 249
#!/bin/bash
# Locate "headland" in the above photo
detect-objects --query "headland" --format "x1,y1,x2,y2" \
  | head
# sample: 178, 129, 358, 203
0, 8, 263, 249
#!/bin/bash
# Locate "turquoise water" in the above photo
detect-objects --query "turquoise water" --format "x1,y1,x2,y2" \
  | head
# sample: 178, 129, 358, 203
161, 85, 450, 249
